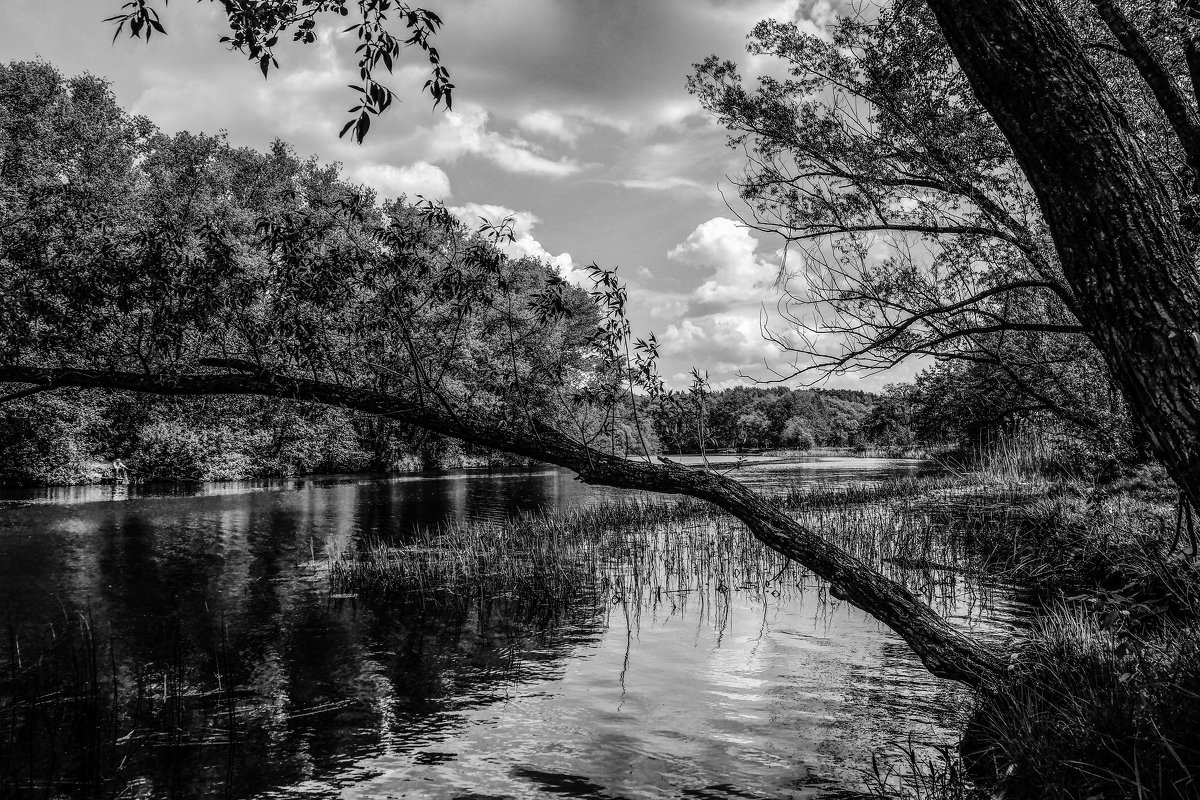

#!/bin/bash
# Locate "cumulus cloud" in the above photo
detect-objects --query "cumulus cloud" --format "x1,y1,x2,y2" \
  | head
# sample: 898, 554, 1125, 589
448, 202, 589, 284
421, 106, 584, 178
659, 313, 780, 377
668, 217, 780, 314
643, 217, 825, 387
352, 161, 451, 201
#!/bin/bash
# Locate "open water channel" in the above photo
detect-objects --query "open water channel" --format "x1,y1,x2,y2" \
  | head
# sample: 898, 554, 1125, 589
0, 456, 1026, 799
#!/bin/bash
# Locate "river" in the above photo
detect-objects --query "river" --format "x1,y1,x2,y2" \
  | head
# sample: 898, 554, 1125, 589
0, 456, 1025, 799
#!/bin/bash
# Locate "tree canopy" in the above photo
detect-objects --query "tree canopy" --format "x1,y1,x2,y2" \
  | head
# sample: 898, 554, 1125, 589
689, 0, 1200, 509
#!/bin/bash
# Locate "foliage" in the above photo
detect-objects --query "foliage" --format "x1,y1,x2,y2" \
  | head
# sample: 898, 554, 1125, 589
0, 60, 604, 484
965, 610, 1200, 800
687, 2, 1175, 460
650, 384, 879, 453
0, 391, 106, 485
106, 0, 453, 142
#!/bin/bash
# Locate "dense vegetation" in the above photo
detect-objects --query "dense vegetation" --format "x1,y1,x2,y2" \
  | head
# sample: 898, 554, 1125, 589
5, 0, 1200, 793
0, 63, 935, 487
0, 60, 603, 485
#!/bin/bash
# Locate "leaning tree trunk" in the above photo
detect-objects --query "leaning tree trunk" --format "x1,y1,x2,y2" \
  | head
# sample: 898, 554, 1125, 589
923, 0, 1200, 512
0, 364, 1003, 688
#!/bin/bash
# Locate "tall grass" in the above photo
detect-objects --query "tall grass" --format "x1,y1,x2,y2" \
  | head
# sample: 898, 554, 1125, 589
326, 485, 1025, 630
965, 607, 1200, 799
862, 738, 988, 800
328, 497, 809, 618
0, 613, 246, 798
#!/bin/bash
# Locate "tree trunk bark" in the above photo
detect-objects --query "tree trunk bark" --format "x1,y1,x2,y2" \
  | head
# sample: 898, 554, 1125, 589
922, 0, 1200, 511
0, 364, 1004, 688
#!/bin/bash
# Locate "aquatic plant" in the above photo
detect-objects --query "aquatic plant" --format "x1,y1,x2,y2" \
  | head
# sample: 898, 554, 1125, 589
327, 496, 810, 619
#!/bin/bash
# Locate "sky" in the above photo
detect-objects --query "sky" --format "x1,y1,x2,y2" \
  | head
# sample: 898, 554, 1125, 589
1, 0, 916, 391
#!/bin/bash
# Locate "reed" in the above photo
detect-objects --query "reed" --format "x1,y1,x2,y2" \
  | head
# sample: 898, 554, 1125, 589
1, 614, 250, 798
863, 737, 988, 800
327, 479, 1028, 637
964, 606, 1200, 800
328, 496, 809, 619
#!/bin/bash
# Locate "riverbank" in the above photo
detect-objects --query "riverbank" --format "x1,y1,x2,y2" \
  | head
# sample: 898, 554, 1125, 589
0, 450, 547, 488
2, 447, 926, 489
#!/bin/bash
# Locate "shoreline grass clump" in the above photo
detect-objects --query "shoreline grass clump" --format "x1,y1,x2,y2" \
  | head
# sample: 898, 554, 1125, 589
764, 440, 1200, 800
327, 496, 812, 615
963, 606, 1200, 799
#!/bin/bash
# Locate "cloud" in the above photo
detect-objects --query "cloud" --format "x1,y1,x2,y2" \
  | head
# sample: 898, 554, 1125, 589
421, 106, 584, 178
606, 132, 729, 198
618, 176, 706, 193
517, 109, 582, 145
659, 313, 781, 375
352, 161, 451, 201
668, 217, 781, 314
448, 202, 589, 284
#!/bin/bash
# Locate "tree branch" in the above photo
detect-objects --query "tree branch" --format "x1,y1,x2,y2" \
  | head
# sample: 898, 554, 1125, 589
0, 364, 1003, 687
1089, 0, 1200, 182
0, 383, 59, 405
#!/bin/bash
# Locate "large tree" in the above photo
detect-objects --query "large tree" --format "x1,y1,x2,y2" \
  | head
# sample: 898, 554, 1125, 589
687, 2, 1184, 455
923, 0, 1200, 510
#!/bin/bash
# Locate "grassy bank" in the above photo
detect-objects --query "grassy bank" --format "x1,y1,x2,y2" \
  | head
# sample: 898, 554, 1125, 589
798, 466, 1200, 798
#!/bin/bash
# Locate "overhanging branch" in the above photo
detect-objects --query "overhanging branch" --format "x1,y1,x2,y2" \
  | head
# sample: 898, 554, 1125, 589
0, 363, 1004, 687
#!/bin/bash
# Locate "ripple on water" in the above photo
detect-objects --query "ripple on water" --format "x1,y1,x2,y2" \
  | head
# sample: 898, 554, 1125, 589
0, 461, 1023, 799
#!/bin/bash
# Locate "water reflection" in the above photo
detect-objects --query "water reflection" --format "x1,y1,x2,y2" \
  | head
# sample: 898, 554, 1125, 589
0, 457, 1012, 799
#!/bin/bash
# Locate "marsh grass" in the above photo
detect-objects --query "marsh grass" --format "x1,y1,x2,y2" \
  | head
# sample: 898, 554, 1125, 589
326, 483, 1024, 631
328, 497, 811, 616
964, 607, 1200, 799
862, 738, 988, 800
0, 612, 249, 798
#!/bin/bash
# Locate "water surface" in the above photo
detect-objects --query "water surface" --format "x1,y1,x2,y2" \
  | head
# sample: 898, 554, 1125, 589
0, 457, 1022, 799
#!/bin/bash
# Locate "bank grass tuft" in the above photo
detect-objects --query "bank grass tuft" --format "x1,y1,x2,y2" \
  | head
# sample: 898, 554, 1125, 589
327, 496, 810, 613
964, 606, 1200, 799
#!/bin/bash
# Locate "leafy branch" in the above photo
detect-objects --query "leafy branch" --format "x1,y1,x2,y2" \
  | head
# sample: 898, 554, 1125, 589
106, 0, 453, 142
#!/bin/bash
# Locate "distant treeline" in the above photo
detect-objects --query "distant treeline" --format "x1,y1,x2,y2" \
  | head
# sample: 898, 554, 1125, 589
649, 385, 891, 453
0, 384, 900, 486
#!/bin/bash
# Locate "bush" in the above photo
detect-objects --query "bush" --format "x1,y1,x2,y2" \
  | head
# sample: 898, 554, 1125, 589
780, 417, 815, 450
0, 391, 105, 485
130, 420, 240, 481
